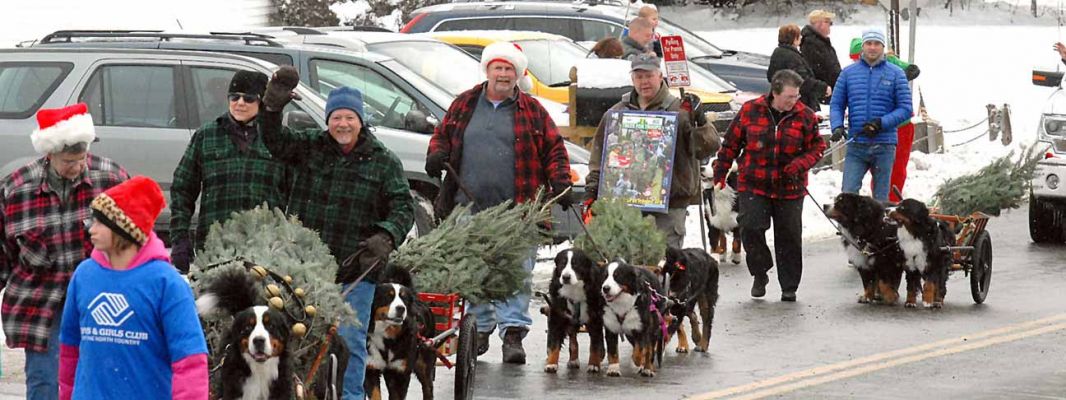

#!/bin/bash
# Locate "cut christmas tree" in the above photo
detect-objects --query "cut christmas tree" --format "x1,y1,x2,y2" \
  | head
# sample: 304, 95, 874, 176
574, 198, 667, 266
189, 206, 354, 391
391, 193, 554, 303
932, 145, 1045, 216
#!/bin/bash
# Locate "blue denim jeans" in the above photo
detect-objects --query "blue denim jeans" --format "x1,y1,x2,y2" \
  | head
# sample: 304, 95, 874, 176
842, 142, 897, 201
467, 253, 535, 339
339, 280, 376, 400
26, 314, 61, 400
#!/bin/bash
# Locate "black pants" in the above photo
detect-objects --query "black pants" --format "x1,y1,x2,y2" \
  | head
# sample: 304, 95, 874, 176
738, 192, 804, 293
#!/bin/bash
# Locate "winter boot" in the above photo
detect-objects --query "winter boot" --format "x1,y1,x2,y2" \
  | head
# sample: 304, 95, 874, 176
751, 274, 769, 298
477, 331, 492, 356
502, 327, 528, 364
781, 291, 797, 302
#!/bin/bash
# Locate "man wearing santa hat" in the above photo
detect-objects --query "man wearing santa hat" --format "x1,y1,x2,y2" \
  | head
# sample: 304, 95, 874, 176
0, 103, 128, 400
425, 41, 573, 364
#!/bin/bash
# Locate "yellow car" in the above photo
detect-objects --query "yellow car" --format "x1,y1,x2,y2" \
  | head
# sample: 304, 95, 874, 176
425, 30, 738, 110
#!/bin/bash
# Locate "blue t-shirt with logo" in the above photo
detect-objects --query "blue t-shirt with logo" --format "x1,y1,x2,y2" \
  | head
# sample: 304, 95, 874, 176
60, 258, 207, 399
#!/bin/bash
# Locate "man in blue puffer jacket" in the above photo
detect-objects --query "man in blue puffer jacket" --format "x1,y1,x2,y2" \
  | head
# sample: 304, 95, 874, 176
829, 28, 912, 201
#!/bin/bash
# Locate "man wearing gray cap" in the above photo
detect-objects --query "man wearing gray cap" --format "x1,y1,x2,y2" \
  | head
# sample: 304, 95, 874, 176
586, 54, 721, 248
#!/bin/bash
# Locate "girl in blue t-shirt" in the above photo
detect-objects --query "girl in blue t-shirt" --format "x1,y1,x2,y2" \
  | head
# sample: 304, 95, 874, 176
59, 176, 208, 400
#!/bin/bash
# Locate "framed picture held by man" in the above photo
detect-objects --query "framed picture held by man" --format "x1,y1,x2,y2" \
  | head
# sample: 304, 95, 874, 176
598, 110, 679, 212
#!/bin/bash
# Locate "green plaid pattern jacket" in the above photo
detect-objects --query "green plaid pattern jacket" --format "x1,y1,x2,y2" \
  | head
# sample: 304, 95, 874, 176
170, 114, 292, 246
261, 111, 414, 264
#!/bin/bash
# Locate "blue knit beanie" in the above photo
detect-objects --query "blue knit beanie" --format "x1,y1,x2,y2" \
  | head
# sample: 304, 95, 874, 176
861, 28, 886, 46
325, 86, 365, 123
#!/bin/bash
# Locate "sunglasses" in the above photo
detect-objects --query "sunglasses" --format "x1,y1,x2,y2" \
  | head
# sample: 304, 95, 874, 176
228, 93, 261, 103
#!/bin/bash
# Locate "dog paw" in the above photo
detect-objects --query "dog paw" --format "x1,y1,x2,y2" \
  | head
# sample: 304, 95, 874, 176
675, 346, 689, 354
695, 345, 709, 353
857, 296, 871, 304
544, 364, 558, 374
931, 302, 943, 309
923, 302, 932, 308
638, 367, 656, 377
606, 363, 622, 377
567, 360, 581, 369
586, 364, 601, 374
905, 302, 918, 308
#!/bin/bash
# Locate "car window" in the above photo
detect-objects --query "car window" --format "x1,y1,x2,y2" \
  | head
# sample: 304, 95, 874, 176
79, 65, 180, 128
513, 17, 573, 39
436, 18, 510, 31
231, 51, 295, 67
310, 59, 428, 132
457, 45, 484, 59
0, 62, 72, 119
367, 41, 482, 97
579, 19, 624, 43
189, 67, 235, 126
515, 39, 588, 87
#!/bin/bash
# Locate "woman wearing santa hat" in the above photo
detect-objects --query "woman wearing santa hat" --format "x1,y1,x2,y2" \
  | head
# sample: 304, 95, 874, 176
57, 176, 208, 400
0, 102, 128, 400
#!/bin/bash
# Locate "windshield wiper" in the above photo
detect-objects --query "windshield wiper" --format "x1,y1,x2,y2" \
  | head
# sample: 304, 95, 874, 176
549, 81, 572, 88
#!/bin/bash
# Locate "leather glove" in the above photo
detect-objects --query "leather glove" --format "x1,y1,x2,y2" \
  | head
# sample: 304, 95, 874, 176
336, 232, 394, 285
584, 184, 598, 201
904, 64, 921, 81
263, 66, 300, 112
862, 119, 883, 137
830, 126, 847, 142
170, 238, 193, 274
425, 151, 448, 179
550, 182, 574, 211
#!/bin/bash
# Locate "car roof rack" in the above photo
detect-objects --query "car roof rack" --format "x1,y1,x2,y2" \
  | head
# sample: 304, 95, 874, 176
39, 30, 284, 47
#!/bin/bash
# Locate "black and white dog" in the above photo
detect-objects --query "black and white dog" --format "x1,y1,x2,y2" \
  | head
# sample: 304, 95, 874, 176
661, 247, 719, 353
888, 199, 957, 308
365, 266, 437, 400
826, 193, 906, 304
706, 163, 742, 264
544, 249, 607, 373
601, 260, 668, 377
196, 268, 293, 400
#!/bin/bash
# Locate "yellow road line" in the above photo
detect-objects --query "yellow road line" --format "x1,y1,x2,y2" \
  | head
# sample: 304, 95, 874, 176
689, 314, 1066, 400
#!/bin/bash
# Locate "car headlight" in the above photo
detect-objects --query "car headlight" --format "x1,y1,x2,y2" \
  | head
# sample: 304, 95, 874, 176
1040, 114, 1066, 139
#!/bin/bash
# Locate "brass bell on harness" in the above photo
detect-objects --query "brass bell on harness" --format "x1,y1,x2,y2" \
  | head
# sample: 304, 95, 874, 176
269, 296, 284, 310
294, 288, 305, 298
283, 275, 293, 284
304, 305, 317, 317
292, 322, 307, 337
250, 265, 269, 280
265, 284, 282, 297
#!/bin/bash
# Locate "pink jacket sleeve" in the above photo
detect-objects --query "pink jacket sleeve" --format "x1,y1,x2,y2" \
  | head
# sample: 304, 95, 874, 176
171, 353, 209, 400
59, 344, 79, 400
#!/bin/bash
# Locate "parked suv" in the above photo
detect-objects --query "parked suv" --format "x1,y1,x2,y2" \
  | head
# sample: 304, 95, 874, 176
1030, 68, 1066, 243
0, 47, 341, 242
401, 0, 771, 93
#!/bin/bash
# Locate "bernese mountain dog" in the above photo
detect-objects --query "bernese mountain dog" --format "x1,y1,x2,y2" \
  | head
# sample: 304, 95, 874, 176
365, 266, 437, 400
888, 198, 957, 308
662, 247, 719, 353
195, 268, 293, 400
600, 260, 668, 377
706, 162, 742, 264
544, 249, 608, 373
825, 193, 906, 304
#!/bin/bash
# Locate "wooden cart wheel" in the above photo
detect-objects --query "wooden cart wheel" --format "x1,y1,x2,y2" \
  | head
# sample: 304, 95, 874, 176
970, 230, 992, 304
454, 314, 478, 400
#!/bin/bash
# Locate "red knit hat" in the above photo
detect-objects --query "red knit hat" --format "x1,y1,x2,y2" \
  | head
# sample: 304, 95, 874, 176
31, 103, 96, 155
90, 176, 166, 245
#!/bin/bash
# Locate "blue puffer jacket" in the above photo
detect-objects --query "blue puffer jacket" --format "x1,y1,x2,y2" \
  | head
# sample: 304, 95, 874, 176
829, 57, 912, 144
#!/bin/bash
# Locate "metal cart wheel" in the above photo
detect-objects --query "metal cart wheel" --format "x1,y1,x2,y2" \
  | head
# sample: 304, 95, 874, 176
970, 230, 993, 304
454, 313, 478, 400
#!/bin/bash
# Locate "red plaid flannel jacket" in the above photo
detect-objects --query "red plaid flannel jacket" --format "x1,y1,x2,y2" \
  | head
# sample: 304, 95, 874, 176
0, 155, 128, 351
428, 83, 571, 217
714, 94, 825, 200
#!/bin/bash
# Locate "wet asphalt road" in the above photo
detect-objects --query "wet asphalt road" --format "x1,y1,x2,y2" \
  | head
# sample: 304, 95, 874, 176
426, 207, 1066, 400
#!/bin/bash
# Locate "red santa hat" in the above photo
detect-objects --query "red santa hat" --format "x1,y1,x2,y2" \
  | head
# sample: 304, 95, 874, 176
91, 176, 166, 245
480, 41, 534, 93
31, 103, 96, 155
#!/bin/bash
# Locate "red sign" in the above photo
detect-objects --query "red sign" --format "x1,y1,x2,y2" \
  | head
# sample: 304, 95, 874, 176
659, 35, 690, 87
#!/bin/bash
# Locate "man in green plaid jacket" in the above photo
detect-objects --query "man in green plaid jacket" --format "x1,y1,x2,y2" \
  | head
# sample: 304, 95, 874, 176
259, 66, 413, 400
169, 70, 292, 273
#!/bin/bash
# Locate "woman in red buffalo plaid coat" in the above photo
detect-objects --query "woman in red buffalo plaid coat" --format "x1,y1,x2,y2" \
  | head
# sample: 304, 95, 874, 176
712, 70, 826, 303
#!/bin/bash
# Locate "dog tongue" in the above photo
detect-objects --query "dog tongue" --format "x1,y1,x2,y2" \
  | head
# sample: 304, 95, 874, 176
252, 353, 271, 362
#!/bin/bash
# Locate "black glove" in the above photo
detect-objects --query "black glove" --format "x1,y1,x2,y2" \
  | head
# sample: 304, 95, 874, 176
336, 232, 394, 285
682, 93, 707, 126
830, 126, 847, 142
426, 151, 448, 179
862, 119, 882, 137
170, 238, 193, 274
550, 182, 574, 211
263, 66, 300, 112
585, 184, 598, 201
904, 64, 921, 81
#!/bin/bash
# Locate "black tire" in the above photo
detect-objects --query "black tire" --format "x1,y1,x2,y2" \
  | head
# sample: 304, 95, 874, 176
454, 314, 478, 400
970, 230, 992, 304
408, 191, 435, 241
1029, 191, 1063, 243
